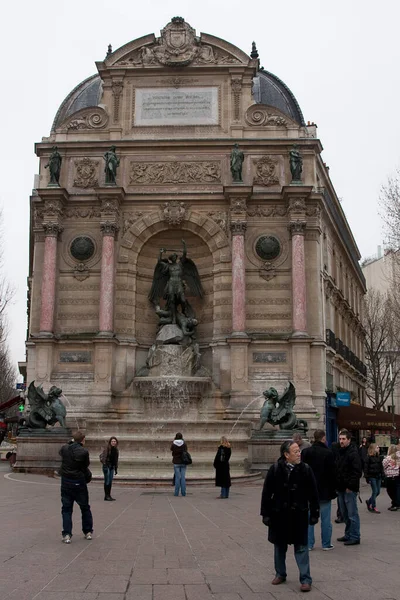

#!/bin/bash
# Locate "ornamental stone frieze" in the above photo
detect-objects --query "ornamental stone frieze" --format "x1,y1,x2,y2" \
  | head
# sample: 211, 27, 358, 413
246, 205, 287, 218
206, 211, 228, 235
64, 207, 101, 219
245, 104, 288, 127
73, 158, 99, 189
129, 161, 221, 185
123, 211, 144, 234
253, 156, 280, 187
231, 77, 242, 121
58, 107, 109, 131
111, 81, 124, 122
230, 198, 247, 214
288, 197, 307, 213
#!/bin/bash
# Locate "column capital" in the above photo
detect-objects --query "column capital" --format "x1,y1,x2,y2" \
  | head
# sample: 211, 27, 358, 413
43, 223, 64, 237
230, 221, 247, 236
100, 221, 120, 237
288, 220, 307, 237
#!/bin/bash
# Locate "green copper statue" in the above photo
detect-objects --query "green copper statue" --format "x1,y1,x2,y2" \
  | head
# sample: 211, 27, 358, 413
104, 146, 120, 185
45, 146, 62, 186
259, 382, 308, 432
230, 143, 244, 182
289, 144, 303, 182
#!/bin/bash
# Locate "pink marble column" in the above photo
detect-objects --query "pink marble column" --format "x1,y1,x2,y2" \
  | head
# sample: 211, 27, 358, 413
99, 223, 118, 334
290, 221, 308, 336
39, 224, 62, 334
231, 222, 247, 335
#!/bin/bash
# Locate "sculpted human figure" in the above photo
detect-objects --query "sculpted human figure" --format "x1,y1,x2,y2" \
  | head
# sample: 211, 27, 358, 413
230, 143, 244, 182
103, 146, 120, 185
149, 239, 204, 328
289, 144, 303, 182
45, 146, 62, 185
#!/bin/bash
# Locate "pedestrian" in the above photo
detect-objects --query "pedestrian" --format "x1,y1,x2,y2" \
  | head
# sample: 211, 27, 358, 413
335, 429, 362, 546
358, 436, 369, 473
292, 432, 311, 452
99, 436, 119, 501
214, 436, 231, 499
364, 443, 383, 513
261, 440, 319, 593
59, 431, 93, 544
382, 445, 400, 511
302, 429, 336, 551
171, 432, 187, 497
331, 440, 344, 523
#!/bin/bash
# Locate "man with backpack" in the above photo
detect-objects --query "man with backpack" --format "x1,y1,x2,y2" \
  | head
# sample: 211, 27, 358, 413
59, 431, 93, 544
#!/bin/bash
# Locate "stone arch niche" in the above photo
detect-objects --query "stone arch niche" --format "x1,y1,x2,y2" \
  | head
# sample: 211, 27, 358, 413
135, 230, 213, 346
116, 210, 231, 359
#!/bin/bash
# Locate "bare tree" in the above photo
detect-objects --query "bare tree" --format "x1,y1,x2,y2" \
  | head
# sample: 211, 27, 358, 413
0, 208, 16, 405
380, 170, 400, 250
364, 289, 400, 410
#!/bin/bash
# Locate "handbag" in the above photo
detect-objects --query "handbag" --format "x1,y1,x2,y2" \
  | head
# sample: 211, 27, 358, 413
181, 450, 192, 465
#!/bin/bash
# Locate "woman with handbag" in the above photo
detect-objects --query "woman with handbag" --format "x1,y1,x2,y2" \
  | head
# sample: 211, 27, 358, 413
383, 445, 400, 511
99, 436, 119, 501
214, 436, 231, 499
364, 443, 383, 513
171, 432, 188, 497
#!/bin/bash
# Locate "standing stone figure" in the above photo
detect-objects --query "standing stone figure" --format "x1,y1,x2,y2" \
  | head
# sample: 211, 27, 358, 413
230, 143, 244, 182
45, 146, 62, 186
289, 145, 303, 182
103, 146, 120, 185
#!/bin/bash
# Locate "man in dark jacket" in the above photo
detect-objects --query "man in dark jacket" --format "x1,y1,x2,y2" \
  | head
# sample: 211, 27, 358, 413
261, 440, 319, 593
302, 430, 336, 550
335, 429, 362, 545
59, 431, 93, 543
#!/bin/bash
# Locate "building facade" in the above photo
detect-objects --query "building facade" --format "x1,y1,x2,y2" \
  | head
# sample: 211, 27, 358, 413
25, 19, 366, 475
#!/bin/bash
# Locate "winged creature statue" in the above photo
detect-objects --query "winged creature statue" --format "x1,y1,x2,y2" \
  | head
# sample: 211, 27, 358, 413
259, 382, 308, 432
26, 381, 67, 429
148, 239, 204, 330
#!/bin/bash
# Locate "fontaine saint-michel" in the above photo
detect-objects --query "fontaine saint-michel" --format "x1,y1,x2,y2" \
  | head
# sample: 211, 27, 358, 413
20, 17, 366, 478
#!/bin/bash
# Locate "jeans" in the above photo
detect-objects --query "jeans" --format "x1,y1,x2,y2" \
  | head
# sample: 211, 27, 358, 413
102, 465, 114, 486
308, 500, 332, 549
61, 478, 93, 537
274, 544, 311, 585
221, 487, 230, 498
368, 477, 381, 508
337, 490, 360, 541
174, 464, 186, 496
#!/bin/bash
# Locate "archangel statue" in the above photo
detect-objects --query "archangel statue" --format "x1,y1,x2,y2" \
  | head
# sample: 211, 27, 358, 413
259, 382, 308, 431
103, 146, 120, 185
26, 381, 67, 429
45, 146, 62, 186
148, 239, 204, 333
289, 144, 303, 182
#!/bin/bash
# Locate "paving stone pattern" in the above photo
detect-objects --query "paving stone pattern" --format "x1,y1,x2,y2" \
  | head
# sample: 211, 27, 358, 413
0, 465, 399, 600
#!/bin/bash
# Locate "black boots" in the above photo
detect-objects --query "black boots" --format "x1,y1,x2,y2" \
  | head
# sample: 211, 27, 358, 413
104, 483, 116, 501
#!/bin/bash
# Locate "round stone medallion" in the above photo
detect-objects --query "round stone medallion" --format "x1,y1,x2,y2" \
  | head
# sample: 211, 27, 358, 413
255, 235, 281, 261
70, 236, 95, 262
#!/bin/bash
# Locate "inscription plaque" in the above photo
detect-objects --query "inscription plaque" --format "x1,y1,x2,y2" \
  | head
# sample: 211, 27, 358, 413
253, 352, 286, 364
60, 351, 92, 363
135, 87, 219, 126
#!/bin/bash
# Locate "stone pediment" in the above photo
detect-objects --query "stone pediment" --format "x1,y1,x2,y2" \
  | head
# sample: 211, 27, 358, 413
106, 17, 250, 68
57, 106, 109, 132
244, 104, 298, 129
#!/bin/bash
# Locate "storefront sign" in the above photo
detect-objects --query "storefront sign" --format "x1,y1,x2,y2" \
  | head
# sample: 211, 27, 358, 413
336, 392, 351, 406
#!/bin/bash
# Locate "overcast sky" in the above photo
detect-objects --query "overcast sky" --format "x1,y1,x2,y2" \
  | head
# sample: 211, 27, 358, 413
1, 0, 399, 371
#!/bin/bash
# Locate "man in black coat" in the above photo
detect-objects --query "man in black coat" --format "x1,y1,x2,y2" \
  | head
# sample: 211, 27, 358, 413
261, 440, 319, 593
335, 429, 362, 546
302, 430, 336, 550
59, 431, 93, 543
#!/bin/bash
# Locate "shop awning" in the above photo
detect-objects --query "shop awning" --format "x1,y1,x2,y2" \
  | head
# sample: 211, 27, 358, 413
337, 404, 400, 431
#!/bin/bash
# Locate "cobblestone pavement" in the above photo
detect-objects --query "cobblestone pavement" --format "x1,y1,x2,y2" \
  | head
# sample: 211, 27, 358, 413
1, 464, 399, 600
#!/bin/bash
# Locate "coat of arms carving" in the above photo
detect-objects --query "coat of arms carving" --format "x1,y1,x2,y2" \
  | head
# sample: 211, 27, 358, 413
163, 201, 187, 225
74, 158, 99, 188
254, 156, 280, 187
